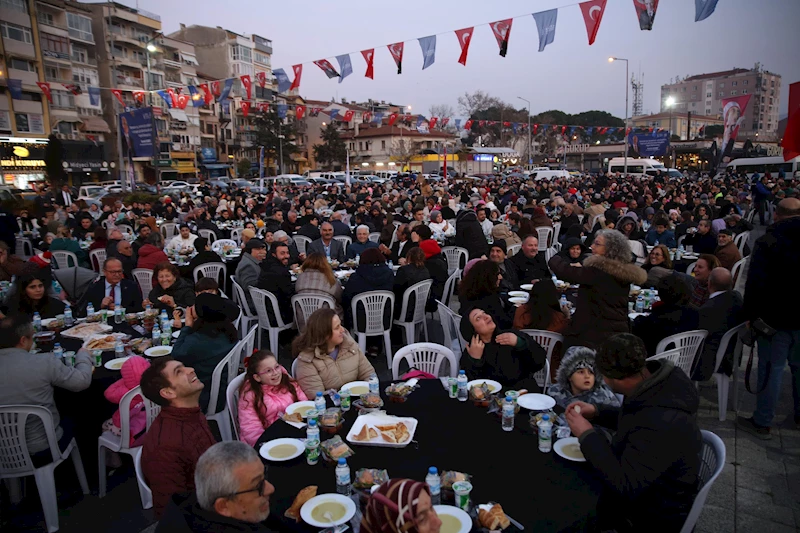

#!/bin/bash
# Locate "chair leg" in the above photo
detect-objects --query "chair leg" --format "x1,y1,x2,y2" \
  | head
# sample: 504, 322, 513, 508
69, 440, 89, 495
358, 333, 367, 355
716, 374, 730, 421
404, 324, 414, 345
33, 466, 59, 533
133, 448, 153, 510
216, 415, 232, 442
269, 329, 279, 355
384, 332, 393, 369
422, 318, 429, 341
97, 443, 107, 498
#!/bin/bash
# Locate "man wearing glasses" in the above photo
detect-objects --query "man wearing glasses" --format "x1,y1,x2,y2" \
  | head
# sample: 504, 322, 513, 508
76, 257, 143, 316
156, 442, 276, 531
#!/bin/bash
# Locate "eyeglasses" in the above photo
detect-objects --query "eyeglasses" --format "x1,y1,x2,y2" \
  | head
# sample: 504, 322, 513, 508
230, 466, 269, 498
105, 270, 124, 275
257, 366, 281, 376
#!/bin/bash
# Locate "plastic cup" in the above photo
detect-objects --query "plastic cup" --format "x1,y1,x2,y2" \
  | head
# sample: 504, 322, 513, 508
340, 390, 351, 412
506, 390, 520, 405
305, 440, 320, 465
452, 481, 472, 511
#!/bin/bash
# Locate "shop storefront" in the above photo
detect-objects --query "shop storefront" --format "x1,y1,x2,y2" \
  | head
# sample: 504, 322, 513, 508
0, 137, 48, 190
61, 140, 113, 186
199, 147, 229, 179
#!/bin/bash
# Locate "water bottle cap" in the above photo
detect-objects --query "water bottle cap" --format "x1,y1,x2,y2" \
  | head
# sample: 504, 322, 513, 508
428, 466, 438, 474
506, 395, 512, 401
459, 370, 465, 375
542, 414, 550, 421
308, 419, 316, 426
338, 457, 346, 465
334, 393, 340, 400
316, 391, 323, 397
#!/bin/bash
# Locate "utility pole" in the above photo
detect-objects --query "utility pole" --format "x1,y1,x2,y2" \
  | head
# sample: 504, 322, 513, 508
517, 96, 531, 167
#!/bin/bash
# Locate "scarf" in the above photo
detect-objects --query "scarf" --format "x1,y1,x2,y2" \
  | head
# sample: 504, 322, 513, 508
361, 479, 429, 533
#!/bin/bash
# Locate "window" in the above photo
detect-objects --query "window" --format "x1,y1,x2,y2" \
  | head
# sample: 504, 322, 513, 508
38, 12, 54, 26
743, 89, 748, 95
732, 81, 737, 86
51, 90, 74, 109
381, 140, 386, 150
15, 113, 44, 133
0, 0, 27, 13
253, 51, 270, 65
681, 87, 686, 92
1, 21, 33, 43
706, 93, 712, 98
359, 142, 363, 151
9, 58, 35, 72
56, 121, 76, 135
719, 92, 724, 97
72, 67, 98, 86
731, 91, 737, 96
743, 80, 749, 85
148, 73, 163, 88
45, 66, 58, 80
231, 45, 251, 62
66, 13, 93, 43
693, 85, 697, 91
232, 62, 254, 78
719, 83, 725, 88
71, 46, 87, 63
691, 94, 697, 100
41, 32, 70, 58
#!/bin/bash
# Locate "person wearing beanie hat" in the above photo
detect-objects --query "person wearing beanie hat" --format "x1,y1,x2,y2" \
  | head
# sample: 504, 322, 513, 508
642, 206, 656, 232
565, 333, 701, 533
488, 240, 519, 294
416, 237, 448, 313
547, 346, 619, 410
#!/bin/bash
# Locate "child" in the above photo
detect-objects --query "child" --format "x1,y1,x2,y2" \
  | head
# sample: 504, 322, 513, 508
548, 346, 620, 409
103, 356, 151, 446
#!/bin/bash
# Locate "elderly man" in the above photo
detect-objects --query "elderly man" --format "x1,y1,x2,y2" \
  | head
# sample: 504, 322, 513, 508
105, 228, 123, 259
692, 268, 744, 381
509, 235, 549, 286
329, 211, 352, 237
116, 239, 137, 280
156, 441, 275, 532
78, 257, 143, 314
488, 240, 518, 293
281, 210, 300, 234
429, 210, 455, 240
382, 223, 416, 264
256, 242, 295, 324
714, 229, 742, 271
236, 239, 267, 307
307, 222, 346, 263
347, 224, 379, 260
167, 224, 198, 253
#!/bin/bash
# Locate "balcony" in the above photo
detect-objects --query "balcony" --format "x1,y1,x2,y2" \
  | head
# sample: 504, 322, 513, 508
37, 15, 69, 32
68, 28, 94, 44
71, 55, 97, 66
162, 57, 182, 70
116, 75, 144, 89
45, 75, 75, 86
111, 52, 146, 69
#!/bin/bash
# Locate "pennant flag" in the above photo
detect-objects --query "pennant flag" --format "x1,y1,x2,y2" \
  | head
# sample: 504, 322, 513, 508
277, 104, 288, 119
698, 125, 705, 136
608, 127, 617, 134
487, 121, 496, 126
361, 49, 375, 79
7, 79, 22, 100
166, 88, 178, 107
781, 82, 800, 161
219, 79, 234, 102
490, 18, 513, 57
388, 42, 404, 74
512, 123, 518, 134
109, 89, 124, 105
336, 54, 352, 84
290, 64, 303, 91
255, 71, 267, 88
343, 110, 355, 122
533, 124, 538, 134
455, 118, 462, 129
625, 127, 632, 136
569, 126, 576, 135
211, 80, 221, 97
418, 35, 436, 70
240, 75, 252, 99
695, 0, 720, 22
157, 90, 173, 108
388, 113, 399, 126
314, 59, 340, 79
198, 84, 212, 105
478, 120, 486, 127
416, 115, 424, 128
633, 0, 659, 30
86, 134, 97, 145
454, 27, 474, 66
373, 112, 384, 124
241, 101, 251, 117
63, 83, 81, 95
133, 91, 145, 104
310, 107, 321, 117
532, 9, 558, 52
329, 109, 340, 121
442, 118, 450, 127
273, 69, 292, 93
176, 93, 189, 110
503, 121, 511, 127
403, 114, 413, 123
296, 105, 306, 119
363, 111, 372, 123
257, 102, 269, 113
429, 117, 438, 129
464, 119, 474, 130
580, 0, 608, 45
188, 86, 203, 107
89, 86, 101, 106
587, 127, 594, 136
36, 82, 53, 104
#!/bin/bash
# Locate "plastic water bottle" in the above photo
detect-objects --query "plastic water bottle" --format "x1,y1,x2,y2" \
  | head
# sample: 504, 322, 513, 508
644, 290, 652, 311
160, 309, 169, 328
388, 259, 393, 270
145, 302, 152, 314
559, 295, 568, 309
368, 373, 379, 394
152, 325, 161, 343
33, 312, 42, 333
538, 414, 553, 453
426, 467, 441, 505
635, 294, 645, 313
86, 302, 95, 317
160, 328, 170, 346
502, 395, 515, 432
355, 254, 360, 265
52, 280, 62, 296
457, 370, 468, 402
676, 245, 684, 261
306, 419, 320, 465
335, 458, 352, 496
53, 342, 63, 361
314, 391, 326, 413
64, 304, 74, 327
306, 418, 320, 443
115, 340, 125, 359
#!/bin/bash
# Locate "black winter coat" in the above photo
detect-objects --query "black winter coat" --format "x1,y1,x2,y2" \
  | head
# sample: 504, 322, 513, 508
148, 277, 196, 312
632, 304, 700, 356
455, 210, 489, 259
157, 492, 278, 533
393, 264, 431, 321
342, 264, 394, 329
459, 327, 546, 392
508, 251, 550, 285
424, 253, 449, 312
256, 255, 295, 324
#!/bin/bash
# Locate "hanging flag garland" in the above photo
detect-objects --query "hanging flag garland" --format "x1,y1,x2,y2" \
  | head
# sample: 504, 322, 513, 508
111, 89, 124, 106
580, 0, 608, 45
532, 10, 558, 52
343, 110, 355, 122
388, 42, 404, 74
490, 18, 513, 57
290, 65, 303, 91
388, 113, 399, 126
429, 117, 438, 129
241, 101, 251, 117
418, 36, 436, 70
695, 0, 720, 22
361, 49, 375, 79
633, 0, 659, 31
36, 82, 52, 104
296, 105, 306, 119
336, 54, 352, 84
255, 71, 267, 88
454, 27, 474, 65
240, 75, 252, 99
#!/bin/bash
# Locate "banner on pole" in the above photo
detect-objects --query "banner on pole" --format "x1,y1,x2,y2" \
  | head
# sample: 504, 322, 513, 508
119, 107, 156, 158
717, 94, 752, 166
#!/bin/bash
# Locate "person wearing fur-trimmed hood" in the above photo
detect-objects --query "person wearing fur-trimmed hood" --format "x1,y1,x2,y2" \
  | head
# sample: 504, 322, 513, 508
548, 346, 619, 410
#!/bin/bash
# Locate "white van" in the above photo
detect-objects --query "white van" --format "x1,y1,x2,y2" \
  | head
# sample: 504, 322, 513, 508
530, 169, 570, 181
607, 158, 666, 177
376, 170, 398, 180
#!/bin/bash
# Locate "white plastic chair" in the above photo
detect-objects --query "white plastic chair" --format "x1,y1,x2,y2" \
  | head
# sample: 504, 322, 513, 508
291, 293, 335, 333
552, 221, 562, 244
677, 234, 687, 248
132, 449, 151, 513
712, 323, 747, 422
226, 373, 246, 441
731, 257, 746, 287
291, 358, 299, 379
249, 287, 295, 353
293, 235, 312, 255
506, 243, 521, 257
198, 229, 217, 243
231, 277, 258, 337
534, 359, 551, 393
89, 248, 106, 272
734, 231, 750, 256
351, 291, 394, 368
193, 262, 227, 284
211, 239, 237, 254
51, 250, 78, 270
230, 228, 243, 244
160, 222, 178, 240
646, 348, 683, 365
391, 342, 458, 380
441, 269, 460, 308
0, 405, 90, 532
680, 430, 726, 533
15, 237, 33, 258
437, 300, 466, 355
536, 227, 554, 251
333, 235, 351, 254
132, 268, 153, 297
686, 261, 697, 275
367, 232, 381, 244
441, 246, 468, 276
629, 240, 647, 266
655, 330, 709, 377
205, 340, 243, 442
521, 329, 563, 391
393, 279, 433, 345
239, 325, 258, 368
118, 225, 135, 237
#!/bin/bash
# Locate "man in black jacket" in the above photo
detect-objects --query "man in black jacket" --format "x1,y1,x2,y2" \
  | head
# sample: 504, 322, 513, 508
488, 240, 518, 294
566, 333, 701, 533
77, 258, 143, 315
296, 215, 321, 240
692, 268, 744, 381
256, 242, 294, 324
455, 209, 489, 260
329, 212, 352, 237
508, 235, 549, 285
684, 219, 717, 254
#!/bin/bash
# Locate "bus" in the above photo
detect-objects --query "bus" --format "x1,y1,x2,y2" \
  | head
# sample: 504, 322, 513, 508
607, 158, 666, 177
724, 156, 800, 178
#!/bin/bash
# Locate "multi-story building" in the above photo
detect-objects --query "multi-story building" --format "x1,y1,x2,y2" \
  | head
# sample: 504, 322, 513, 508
660, 64, 782, 141
631, 112, 723, 141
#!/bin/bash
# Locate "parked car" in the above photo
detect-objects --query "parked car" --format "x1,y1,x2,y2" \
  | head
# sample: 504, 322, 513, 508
206, 179, 229, 191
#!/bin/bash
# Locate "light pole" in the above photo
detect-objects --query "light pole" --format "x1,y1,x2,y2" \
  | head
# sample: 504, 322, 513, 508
517, 96, 531, 168
665, 96, 676, 139
609, 57, 629, 175
145, 34, 163, 189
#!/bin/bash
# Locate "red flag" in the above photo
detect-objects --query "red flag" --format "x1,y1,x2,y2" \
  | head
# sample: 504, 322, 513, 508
441, 118, 450, 127
133, 91, 145, 104
363, 111, 372, 123
240, 75, 252, 99
388, 113, 399, 126
86, 134, 97, 145
241, 101, 250, 117
111, 89, 124, 106
487, 121, 496, 126
361, 49, 375, 79
313, 59, 339, 79
454, 27, 474, 66
403, 114, 413, 123
719, 94, 753, 163
490, 19, 513, 57
464, 119, 474, 130
478, 120, 486, 127
295, 105, 306, 119
257, 102, 270, 113
343, 110, 355, 122
625, 127, 632, 136
561, 125, 567, 134
199, 84, 212, 104
166, 88, 177, 107
781, 82, 800, 161
62, 84, 81, 95
255, 72, 267, 88
36, 82, 52, 104
580, 0, 608, 45
388, 42, 404, 74
176, 93, 189, 110
552, 125, 559, 131
290, 64, 303, 91
429, 117, 438, 129
533, 124, 539, 134
211, 81, 221, 97
503, 121, 511, 127
633, 0, 659, 31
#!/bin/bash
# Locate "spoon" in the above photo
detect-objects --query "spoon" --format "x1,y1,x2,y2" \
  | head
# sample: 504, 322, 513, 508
324, 511, 334, 524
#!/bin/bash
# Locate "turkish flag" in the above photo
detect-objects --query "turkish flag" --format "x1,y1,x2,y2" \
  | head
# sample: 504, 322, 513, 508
479, 120, 486, 127
561, 125, 567, 134
388, 42, 404, 74
625, 127, 632, 136
255, 72, 267, 88
388, 113, 399, 126
313, 59, 339, 79
176, 93, 189, 110
290, 64, 303, 91
429, 117, 438, 129
363, 112, 372, 123
111, 89, 124, 106
257, 103, 270, 113
441, 118, 450, 127
781, 82, 800, 161
343, 110, 355, 122
295, 105, 306, 119
464, 119, 474, 130
240, 75, 252, 99
503, 121, 511, 127
241, 101, 251, 117
166, 88, 177, 107
490, 18, 513, 57
133, 91, 145, 104
361, 49, 375, 79
454, 27, 474, 65
199, 84, 212, 104
211, 81, 221, 97
487, 121, 496, 126
36, 82, 53, 104
580, 0, 608, 45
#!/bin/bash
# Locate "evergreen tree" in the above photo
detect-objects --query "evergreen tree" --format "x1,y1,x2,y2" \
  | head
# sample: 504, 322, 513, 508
312, 122, 346, 169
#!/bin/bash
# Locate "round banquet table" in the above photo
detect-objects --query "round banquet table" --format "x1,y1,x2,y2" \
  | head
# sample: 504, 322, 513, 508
255, 379, 601, 532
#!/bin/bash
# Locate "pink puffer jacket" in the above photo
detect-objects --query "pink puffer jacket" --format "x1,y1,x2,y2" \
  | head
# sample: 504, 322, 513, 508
237, 366, 308, 446
104, 356, 150, 446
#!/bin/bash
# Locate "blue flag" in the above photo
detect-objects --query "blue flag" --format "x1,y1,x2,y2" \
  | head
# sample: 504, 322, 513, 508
218, 78, 234, 102
569, 126, 576, 136
329, 109, 339, 121
273, 68, 291, 93
277, 104, 288, 119
8, 79, 22, 100
222, 100, 230, 115
607, 128, 616, 135
156, 90, 173, 108
416, 115, 425, 128
695, 0, 720, 22
587, 127, 594, 136
336, 54, 353, 84
532, 9, 558, 52
512, 123, 518, 134
418, 35, 436, 70
455, 118, 462, 129
88, 86, 101, 106
373, 112, 384, 124
187, 86, 203, 107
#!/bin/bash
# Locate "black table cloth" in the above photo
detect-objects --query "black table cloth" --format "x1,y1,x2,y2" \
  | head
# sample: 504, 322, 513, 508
256, 380, 601, 532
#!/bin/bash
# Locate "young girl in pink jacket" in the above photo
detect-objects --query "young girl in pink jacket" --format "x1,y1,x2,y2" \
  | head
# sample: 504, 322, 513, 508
238, 350, 308, 446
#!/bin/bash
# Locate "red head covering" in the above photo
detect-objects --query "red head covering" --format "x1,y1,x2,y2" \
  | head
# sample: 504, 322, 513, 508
418, 239, 441, 259
361, 479, 430, 533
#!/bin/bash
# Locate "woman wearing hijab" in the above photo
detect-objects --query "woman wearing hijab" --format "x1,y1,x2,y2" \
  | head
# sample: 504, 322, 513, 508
558, 237, 589, 265
361, 479, 442, 533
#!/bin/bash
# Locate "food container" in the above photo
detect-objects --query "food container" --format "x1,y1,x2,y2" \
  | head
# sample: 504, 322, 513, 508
355, 393, 384, 413
469, 384, 492, 407
125, 313, 139, 325
319, 408, 342, 434
384, 383, 413, 403
452, 481, 473, 511
33, 331, 56, 352
492, 395, 521, 417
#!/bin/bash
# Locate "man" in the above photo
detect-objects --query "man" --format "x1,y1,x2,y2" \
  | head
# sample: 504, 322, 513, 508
156, 442, 276, 532
0, 316, 92, 460
296, 215, 321, 241
689, 254, 718, 310
714, 228, 742, 271
408, 207, 426, 229
509, 235, 549, 286
272, 230, 303, 265
738, 198, 800, 438
583, 193, 606, 232
116, 239, 137, 280
329, 211, 352, 237
383, 223, 417, 264
692, 268, 744, 381
78, 257, 143, 315
236, 238, 267, 313
566, 333, 700, 532
455, 208, 489, 260
105, 228, 124, 259
73, 216, 95, 241
685, 219, 717, 254
476, 208, 494, 239
34, 187, 54, 217
347, 224, 379, 260
280, 210, 300, 234
55, 184, 75, 207
140, 357, 217, 518
488, 240, 518, 293
167, 224, 198, 253
644, 217, 677, 248
675, 210, 696, 240
263, 210, 283, 234
256, 242, 294, 324
132, 224, 152, 256
307, 222, 346, 263
428, 210, 455, 239
558, 203, 581, 242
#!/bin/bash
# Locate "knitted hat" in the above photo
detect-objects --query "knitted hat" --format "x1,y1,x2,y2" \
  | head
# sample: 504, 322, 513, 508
555, 347, 599, 392
418, 239, 441, 259
490, 240, 507, 254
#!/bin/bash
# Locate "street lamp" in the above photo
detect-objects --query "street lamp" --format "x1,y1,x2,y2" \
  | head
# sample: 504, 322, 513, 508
517, 96, 531, 167
609, 56, 630, 175
144, 33, 164, 189
665, 96, 676, 139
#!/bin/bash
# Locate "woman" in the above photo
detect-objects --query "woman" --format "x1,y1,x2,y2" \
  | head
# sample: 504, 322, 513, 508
548, 229, 647, 350
393, 248, 430, 321
49, 226, 89, 268
88, 203, 103, 220
361, 479, 442, 533
89, 226, 108, 251
558, 237, 589, 265
342, 248, 393, 329
4, 272, 65, 319
147, 262, 196, 312
137, 232, 169, 270
459, 306, 546, 392
237, 350, 308, 446
632, 274, 700, 356
171, 292, 238, 412
187, 237, 222, 274
459, 259, 513, 330
293, 308, 376, 398
295, 252, 344, 320
491, 223, 521, 250
513, 279, 570, 333
642, 243, 674, 288
163, 204, 178, 222
530, 206, 553, 229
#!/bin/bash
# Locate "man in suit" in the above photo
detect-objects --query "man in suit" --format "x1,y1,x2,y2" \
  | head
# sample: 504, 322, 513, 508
307, 222, 346, 263
380, 223, 417, 264
330, 211, 352, 237
235, 239, 267, 313
33, 188, 54, 217
55, 185, 76, 207
692, 268, 744, 381
77, 257, 143, 315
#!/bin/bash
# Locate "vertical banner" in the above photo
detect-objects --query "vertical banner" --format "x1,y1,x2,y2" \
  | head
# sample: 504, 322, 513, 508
259, 146, 265, 179
429, 117, 438, 129
781, 82, 800, 161
240, 75, 252, 99
490, 19, 513, 57
580, 0, 608, 45
290, 64, 303, 91
717, 94, 752, 167
314, 59, 340, 79
532, 9, 558, 52
7, 79, 22, 99
454, 119, 461, 129
336, 54, 352, 84
388, 42, 404, 74
361, 49, 375, 79
418, 35, 436, 70
277, 104, 288, 119
119, 107, 156, 158
219, 78, 234, 102
454, 27, 474, 66
36, 82, 53, 103
255, 71, 267, 88
273, 69, 292, 93
89, 86, 101, 106
633, 0, 659, 30
111, 89, 124, 106
295, 105, 306, 119
695, 0, 720, 22
241, 101, 250, 117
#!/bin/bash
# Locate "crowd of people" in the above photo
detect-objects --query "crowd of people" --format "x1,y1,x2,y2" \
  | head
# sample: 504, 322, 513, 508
1, 167, 798, 532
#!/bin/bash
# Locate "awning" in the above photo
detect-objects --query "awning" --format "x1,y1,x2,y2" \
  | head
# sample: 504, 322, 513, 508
290, 154, 308, 162
54, 116, 82, 123
80, 117, 111, 133
168, 109, 188, 122
202, 163, 230, 169
174, 161, 196, 173
180, 53, 199, 66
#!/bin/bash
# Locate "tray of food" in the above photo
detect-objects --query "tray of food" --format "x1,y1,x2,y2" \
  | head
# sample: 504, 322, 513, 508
346, 414, 417, 448
83, 333, 130, 351
60, 322, 113, 340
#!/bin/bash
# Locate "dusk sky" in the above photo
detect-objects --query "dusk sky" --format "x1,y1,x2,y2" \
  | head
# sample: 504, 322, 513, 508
132, 0, 798, 120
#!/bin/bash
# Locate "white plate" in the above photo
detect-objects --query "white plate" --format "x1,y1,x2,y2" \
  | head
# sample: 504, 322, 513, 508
434, 505, 472, 533
40, 318, 56, 327
104, 356, 131, 371
345, 414, 418, 448
517, 393, 556, 411
466, 379, 502, 394
628, 312, 649, 319
554, 437, 586, 462
508, 291, 528, 299
145, 346, 173, 357
285, 401, 316, 419
258, 438, 304, 462
172, 330, 181, 339
509, 297, 527, 306
300, 493, 356, 528
340, 381, 371, 396
520, 284, 534, 291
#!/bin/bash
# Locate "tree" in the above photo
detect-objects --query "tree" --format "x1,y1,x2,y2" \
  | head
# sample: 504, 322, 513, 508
388, 138, 421, 172
429, 104, 455, 120
312, 122, 346, 169
457, 90, 501, 117
237, 158, 252, 177
254, 110, 298, 173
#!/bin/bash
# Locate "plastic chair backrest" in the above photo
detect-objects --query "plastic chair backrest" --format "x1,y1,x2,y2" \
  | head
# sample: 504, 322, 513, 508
291, 294, 335, 332
731, 257, 746, 287
89, 248, 106, 272
249, 287, 290, 328
0, 405, 62, 475
198, 229, 216, 242
677, 235, 687, 248
441, 269, 460, 308
206, 340, 243, 417
351, 291, 394, 335
507, 243, 521, 257
536, 227, 553, 250
132, 268, 153, 296
118, 225, 134, 236
52, 250, 78, 270
646, 348, 683, 366
680, 430, 726, 533
397, 280, 433, 326
713, 323, 747, 375
115, 385, 144, 450
655, 330, 709, 376
293, 235, 311, 255
734, 231, 750, 255
436, 300, 462, 355
16, 238, 33, 257
534, 359, 551, 391
240, 325, 258, 367
161, 223, 178, 240
686, 261, 697, 275
193, 262, 227, 284
333, 235, 351, 254
520, 330, 564, 364
211, 239, 237, 254
231, 279, 256, 318
291, 358, 299, 379
441, 247, 468, 275
552, 221, 562, 244
230, 228, 243, 244
367, 232, 381, 243
226, 373, 246, 441
392, 342, 458, 380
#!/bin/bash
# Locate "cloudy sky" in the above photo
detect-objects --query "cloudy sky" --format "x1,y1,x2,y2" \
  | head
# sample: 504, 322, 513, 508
134, 0, 798, 120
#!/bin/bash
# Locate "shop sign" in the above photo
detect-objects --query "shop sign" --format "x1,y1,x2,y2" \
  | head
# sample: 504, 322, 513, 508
64, 161, 109, 172
0, 141, 47, 171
